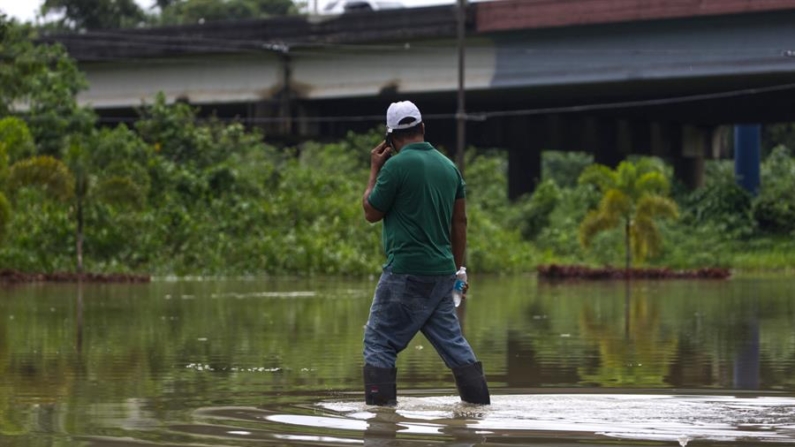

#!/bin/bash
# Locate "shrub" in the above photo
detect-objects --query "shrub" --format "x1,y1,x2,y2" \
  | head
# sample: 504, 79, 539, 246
508, 179, 560, 240
542, 151, 593, 188
753, 146, 795, 234
680, 161, 755, 240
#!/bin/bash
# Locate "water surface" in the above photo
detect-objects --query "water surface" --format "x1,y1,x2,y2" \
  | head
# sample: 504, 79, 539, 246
2, 275, 794, 445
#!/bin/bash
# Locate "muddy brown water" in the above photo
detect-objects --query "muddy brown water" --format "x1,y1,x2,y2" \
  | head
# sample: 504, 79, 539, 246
1, 274, 794, 446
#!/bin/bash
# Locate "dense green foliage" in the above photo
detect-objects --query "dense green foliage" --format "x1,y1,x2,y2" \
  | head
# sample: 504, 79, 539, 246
528, 151, 795, 270
40, 0, 146, 30
1, 15, 795, 275
33, 0, 300, 30
2, 109, 795, 277
0, 116, 74, 246
0, 17, 95, 156
753, 146, 795, 234
0, 96, 536, 275
158, 0, 299, 25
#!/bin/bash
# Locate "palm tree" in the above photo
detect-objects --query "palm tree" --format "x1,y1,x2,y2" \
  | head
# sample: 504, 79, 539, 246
578, 160, 679, 270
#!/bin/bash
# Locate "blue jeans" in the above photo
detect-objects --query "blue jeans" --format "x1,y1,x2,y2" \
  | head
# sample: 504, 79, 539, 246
363, 267, 478, 369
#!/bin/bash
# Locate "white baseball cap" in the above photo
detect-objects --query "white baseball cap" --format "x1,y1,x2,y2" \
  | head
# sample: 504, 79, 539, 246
386, 101, 422, 131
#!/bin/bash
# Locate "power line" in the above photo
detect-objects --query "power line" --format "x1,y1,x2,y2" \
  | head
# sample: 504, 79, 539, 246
475, 81, 795, 119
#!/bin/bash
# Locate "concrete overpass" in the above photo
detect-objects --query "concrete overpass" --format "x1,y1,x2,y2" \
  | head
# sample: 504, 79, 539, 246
44, 0, 795, 197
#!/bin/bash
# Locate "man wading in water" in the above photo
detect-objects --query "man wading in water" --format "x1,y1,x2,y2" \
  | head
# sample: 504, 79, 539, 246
360, 101, 491, 406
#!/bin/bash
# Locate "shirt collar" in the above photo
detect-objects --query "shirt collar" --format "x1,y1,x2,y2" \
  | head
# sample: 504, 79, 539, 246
401, 142, 432, 151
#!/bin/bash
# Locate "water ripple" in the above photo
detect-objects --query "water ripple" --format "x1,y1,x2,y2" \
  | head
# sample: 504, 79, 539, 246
81, 394, 795, 446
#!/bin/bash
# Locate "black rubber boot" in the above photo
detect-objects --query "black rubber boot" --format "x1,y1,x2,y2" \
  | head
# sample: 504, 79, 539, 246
452, 361, 491, 405
363, 364, 397, 406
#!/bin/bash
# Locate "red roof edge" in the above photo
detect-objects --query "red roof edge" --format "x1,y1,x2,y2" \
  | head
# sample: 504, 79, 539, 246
476, 0, 795, 33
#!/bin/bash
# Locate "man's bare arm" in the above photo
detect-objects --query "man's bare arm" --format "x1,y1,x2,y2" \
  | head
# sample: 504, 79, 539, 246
363, 166, 385, 223
362, 141, 390, 223
451, 198, 467, 269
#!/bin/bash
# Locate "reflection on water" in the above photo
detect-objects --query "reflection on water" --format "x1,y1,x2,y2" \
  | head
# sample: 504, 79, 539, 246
1, 275, 795, 446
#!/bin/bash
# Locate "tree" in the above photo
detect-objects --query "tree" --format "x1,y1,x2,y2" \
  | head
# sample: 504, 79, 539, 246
1, 116, 148, 272
155, 0, 178, 9
0, 189, 9, 245
159, 0, 298, 25
578, 160, 679, 270
1, 119, 75, 246
39, 0, 146, 30
0, 16, 95, 156
752, 146, 795, 234
63, 135, 149, 273
0, 117, 36, 164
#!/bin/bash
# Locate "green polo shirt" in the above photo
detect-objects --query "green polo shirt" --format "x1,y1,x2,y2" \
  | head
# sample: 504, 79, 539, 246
367, 142, 466, 275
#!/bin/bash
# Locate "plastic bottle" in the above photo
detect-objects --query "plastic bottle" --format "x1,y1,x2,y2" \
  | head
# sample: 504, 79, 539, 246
452, 266, 467, 308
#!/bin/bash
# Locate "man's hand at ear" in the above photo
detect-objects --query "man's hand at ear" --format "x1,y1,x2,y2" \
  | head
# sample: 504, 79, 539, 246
370, 141, 391, 169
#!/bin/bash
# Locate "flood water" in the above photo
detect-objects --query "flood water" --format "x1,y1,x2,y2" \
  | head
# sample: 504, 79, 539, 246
2, 274, 795, 446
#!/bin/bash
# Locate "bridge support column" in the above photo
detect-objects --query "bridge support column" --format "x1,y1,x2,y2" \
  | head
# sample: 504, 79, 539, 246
507, 117, 543, 200
673, 157, 704, 190
591, 118, 623, 168
734, 124, 761, 195
650, 122, 675, 159
621, 120, 652, 156
673, 125, 708, 190
250, 100, 283, 136
295, 102, 320, 138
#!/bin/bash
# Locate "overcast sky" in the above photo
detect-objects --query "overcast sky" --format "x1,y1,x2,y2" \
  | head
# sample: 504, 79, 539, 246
0, 0, 457, 23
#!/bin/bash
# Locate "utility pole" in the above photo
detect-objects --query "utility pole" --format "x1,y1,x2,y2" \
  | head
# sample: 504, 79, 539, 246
455, 0, 467, 176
